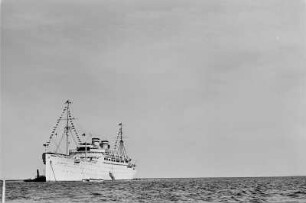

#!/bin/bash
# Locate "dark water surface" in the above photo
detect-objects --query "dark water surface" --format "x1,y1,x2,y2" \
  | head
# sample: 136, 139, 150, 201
1, 177, 306, 202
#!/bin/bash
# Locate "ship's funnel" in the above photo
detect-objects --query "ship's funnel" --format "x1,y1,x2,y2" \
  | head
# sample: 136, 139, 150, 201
92, 138, 100, 146
100, 140, 109, 149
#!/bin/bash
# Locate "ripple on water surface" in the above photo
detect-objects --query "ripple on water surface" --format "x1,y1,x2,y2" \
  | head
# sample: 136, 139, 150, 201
1, 176, 306, 202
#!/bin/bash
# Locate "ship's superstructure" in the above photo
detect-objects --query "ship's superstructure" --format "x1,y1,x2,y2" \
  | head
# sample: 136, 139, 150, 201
42, 100, 136, 181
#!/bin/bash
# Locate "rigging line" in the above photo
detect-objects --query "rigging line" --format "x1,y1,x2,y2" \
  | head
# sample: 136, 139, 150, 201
69, 128, 78, 147
67, 108, 81, 143
46, 130, 60, 150
48, 135, 59, 151
45, 106, 68, 145
114, 131, 120, 151
70, 113, 86, 143
114, 123, 124, 151
122, 139, 129, 158
67, 109, 80, 145
55, 131, 66, 153
69, 119, 81, 143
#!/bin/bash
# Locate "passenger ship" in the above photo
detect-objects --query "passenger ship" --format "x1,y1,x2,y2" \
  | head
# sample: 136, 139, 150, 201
42, 100, 136, 181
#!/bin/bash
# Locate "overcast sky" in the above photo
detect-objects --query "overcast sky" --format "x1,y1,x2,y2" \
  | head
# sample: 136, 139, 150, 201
1, 0, 306, 179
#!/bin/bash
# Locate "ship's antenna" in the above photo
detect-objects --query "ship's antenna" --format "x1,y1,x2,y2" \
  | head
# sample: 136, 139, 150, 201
65, 100, 71, 155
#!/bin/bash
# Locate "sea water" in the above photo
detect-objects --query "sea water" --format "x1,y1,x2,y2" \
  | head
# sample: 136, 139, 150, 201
1, 176, 306, 202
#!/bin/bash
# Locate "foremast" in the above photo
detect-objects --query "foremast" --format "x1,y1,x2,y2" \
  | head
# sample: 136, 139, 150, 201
43, 100, 81, 155
65, 100, 70, 155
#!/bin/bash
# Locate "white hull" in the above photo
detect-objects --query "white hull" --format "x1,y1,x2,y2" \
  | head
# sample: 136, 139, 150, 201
45, 153, 136, 181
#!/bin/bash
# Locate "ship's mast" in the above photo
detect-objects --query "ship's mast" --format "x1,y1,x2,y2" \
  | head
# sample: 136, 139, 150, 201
119, 122, 123, 142
44, 100, 82, 154
65, 100, 71, 155
117, 123, 128, 159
